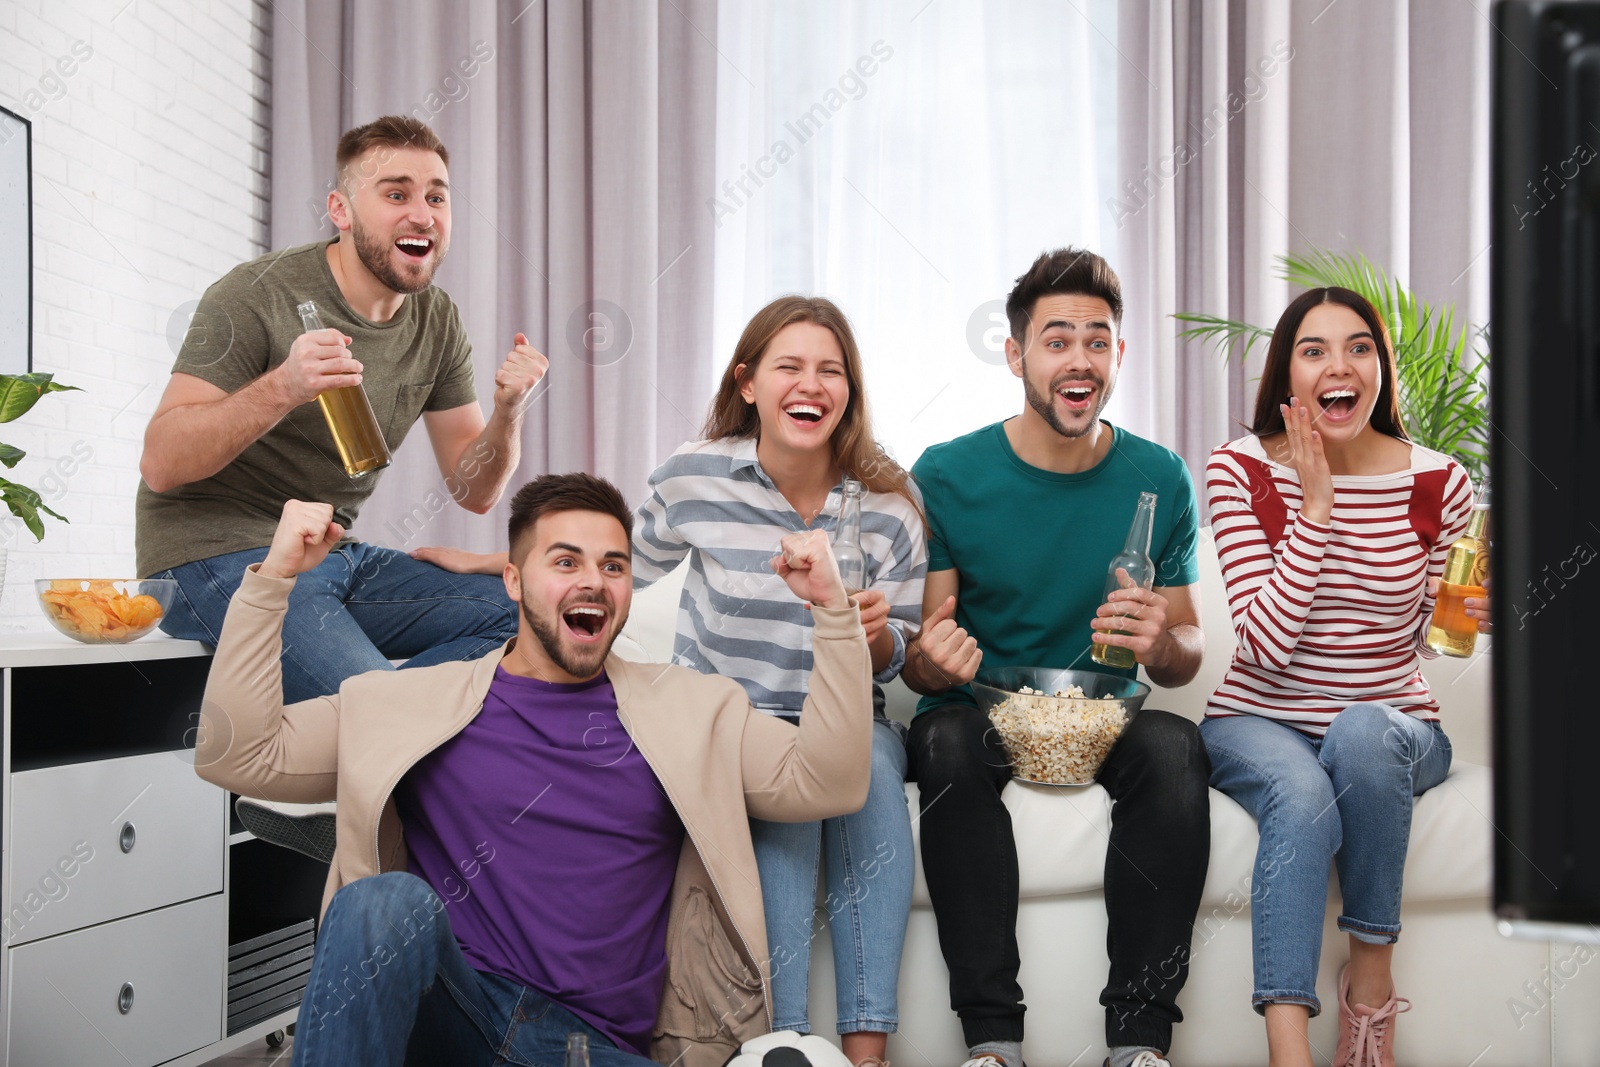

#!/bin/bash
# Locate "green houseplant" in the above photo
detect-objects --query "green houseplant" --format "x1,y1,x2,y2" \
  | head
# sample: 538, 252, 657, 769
1173, 250, 1490, 483
0, 372, 78, 541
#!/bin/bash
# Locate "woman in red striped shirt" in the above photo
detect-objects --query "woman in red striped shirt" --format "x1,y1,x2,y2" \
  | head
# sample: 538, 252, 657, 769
1200, 288, 1489, 1067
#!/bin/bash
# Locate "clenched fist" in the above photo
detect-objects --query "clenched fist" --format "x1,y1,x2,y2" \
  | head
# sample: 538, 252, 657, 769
259, 500, 345, 579
495, 332, 550, 414
770, 529, 850, 611
909, 595, 982, 688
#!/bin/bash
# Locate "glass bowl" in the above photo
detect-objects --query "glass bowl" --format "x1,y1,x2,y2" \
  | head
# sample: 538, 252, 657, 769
970, 666, 1151, 785
35, 579, 178, 644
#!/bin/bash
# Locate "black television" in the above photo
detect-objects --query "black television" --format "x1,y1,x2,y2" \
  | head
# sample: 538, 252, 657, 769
0, 103, 29, 375
1491, 0, 1600, 939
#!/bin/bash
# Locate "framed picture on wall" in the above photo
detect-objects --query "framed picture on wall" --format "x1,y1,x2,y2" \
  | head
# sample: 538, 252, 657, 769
0, 104, 31, 375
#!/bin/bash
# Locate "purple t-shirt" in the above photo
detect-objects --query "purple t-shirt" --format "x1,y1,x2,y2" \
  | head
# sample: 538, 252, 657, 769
394, 667, 684, 1055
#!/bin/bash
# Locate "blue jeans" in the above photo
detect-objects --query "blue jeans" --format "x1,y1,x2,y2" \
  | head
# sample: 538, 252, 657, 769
156, 543, 517, 702
293, 873, 654, 1067
752, 718, 913, 1034
1200, 705, 1453, 1016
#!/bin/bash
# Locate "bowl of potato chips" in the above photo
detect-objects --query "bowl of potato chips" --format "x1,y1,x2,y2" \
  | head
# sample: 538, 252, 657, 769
35, 579, 176, 644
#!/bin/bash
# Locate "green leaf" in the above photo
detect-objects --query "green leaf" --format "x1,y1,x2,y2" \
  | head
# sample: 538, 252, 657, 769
0, 481, 69, 542
0, 443, 24, 469
1173, 313, 1274, 364
0, 374, 80, 425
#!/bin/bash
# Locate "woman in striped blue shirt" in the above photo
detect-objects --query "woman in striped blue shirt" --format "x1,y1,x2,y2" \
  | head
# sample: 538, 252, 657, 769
634, 296, 926, 1067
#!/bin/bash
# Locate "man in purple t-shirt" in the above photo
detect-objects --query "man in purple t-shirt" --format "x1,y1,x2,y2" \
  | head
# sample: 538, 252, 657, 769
197, 474, 874, 1067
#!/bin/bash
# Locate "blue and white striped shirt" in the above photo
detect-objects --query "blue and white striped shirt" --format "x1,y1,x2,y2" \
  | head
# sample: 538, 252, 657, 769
633, 436, 927, 714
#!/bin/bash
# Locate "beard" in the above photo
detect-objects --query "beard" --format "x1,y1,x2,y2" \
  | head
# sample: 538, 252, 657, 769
350, 209, 445, 295
1022, 360, 1113, 439
520, 591, 618, 680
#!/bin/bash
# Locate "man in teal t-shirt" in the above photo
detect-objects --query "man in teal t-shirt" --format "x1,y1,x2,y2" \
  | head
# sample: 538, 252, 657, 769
902, 248, 1210, 1067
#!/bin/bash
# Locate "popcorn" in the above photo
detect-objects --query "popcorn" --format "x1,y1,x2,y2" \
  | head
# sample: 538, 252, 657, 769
986, 683, 1129, 784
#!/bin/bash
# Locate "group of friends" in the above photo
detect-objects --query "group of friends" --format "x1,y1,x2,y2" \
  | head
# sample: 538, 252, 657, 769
139, 116, 1492, 1067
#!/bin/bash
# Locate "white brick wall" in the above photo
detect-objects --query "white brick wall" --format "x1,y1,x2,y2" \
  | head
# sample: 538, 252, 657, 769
0, 0, 269, 629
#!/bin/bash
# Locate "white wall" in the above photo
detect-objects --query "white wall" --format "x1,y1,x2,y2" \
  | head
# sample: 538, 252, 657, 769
0, 0, 269, 628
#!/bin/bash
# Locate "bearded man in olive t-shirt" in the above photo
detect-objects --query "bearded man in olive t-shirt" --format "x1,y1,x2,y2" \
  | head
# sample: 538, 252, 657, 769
136, 115, 545, 707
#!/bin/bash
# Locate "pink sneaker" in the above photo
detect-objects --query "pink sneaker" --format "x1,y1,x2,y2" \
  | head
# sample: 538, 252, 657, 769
1333, 965, 1411, 1067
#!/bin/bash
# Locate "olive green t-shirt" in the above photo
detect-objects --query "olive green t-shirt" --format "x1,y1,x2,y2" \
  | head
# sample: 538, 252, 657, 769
135, 239, 479, 577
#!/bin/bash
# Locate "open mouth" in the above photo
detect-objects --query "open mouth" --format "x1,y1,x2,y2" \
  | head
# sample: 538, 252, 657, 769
1057, 384, 1095, 410
784, 403, 826, 424
395, 235, 433, 261
561, 603, 608, 641
1317, 388, 1358, 419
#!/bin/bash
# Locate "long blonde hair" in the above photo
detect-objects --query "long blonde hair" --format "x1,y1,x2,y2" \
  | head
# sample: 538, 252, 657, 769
703, 295, 920, 517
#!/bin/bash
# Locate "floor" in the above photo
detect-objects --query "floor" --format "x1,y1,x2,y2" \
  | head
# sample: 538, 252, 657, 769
198, 1032, 294, 1065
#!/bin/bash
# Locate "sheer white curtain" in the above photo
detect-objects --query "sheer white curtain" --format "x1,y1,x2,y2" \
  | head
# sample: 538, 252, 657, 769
711, 0, 1490, 488
712, 0, 1121, 469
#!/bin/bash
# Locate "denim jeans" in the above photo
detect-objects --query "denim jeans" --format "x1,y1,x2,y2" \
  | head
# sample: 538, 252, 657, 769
292, 872, 655, 1067
1199, 704, 1453, 1016
905, 704, 1211, 1052
155, 542, 517, 703
751, 717, 913, 1034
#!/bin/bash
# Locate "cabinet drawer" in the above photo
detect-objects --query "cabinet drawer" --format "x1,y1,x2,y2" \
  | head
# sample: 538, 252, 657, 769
8, 751, 224, 944
8, 893, 224, 1066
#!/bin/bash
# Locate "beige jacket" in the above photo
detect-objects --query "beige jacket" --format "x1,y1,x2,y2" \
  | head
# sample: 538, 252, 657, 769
195, 566, 873, 1067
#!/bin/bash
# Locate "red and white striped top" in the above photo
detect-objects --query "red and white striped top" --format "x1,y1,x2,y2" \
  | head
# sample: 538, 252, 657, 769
1205, 434, 1475, 736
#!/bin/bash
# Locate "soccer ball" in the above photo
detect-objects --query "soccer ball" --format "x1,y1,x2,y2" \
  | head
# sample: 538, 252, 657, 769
722, 1031, 856, 1067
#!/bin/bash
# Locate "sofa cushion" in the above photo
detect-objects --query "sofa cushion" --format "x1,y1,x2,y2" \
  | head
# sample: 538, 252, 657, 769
905, 762, 1491, 909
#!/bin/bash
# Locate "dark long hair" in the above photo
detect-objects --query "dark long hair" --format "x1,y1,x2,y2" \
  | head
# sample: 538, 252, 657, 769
1250, 286, 1409, 440
703, 295, 920, 516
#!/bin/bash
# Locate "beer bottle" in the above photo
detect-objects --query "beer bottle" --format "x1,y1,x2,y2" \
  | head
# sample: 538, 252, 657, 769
296, 301, 391, 478
1424, 475, 1491, 657
832, 477, 868, 594
1091, 492, 1158, 669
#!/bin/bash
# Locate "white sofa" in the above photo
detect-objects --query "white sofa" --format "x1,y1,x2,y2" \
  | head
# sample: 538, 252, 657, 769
620, 532, 1600, 1066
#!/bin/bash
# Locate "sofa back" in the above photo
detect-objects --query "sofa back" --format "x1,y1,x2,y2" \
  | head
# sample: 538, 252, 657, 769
619, 527, 1494, 765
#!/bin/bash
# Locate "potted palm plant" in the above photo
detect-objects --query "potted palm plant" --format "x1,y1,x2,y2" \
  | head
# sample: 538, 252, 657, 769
1174, 250, 1489, 483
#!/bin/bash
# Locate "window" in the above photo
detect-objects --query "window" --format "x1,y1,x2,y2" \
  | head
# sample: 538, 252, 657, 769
712, 0, 1120, 466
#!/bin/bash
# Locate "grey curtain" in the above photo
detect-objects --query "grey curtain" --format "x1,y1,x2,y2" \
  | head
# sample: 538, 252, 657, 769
1116, 0, 1489, 497
268, 0, 718, 553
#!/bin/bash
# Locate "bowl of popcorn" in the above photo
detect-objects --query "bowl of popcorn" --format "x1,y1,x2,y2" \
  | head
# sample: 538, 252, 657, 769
971, 666, 1151, 785
35, 579, 176, 644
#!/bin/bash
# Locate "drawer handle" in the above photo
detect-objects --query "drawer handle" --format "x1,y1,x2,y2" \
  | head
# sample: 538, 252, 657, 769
117, 983, 134, 1014
119, 822, 136, 854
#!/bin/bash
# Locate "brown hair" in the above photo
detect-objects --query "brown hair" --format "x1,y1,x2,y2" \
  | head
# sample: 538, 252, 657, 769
1250, 287, 1409, 440
507, 473, 634, 566
335, 115, 449, 190
702, 295, 920, 515
1006, 247, 1124, 343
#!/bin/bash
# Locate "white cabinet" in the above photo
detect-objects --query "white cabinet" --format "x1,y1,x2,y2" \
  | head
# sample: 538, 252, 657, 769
9, 752, 224, 944
9, 895, 226, 1065
0, 636, 320, 1066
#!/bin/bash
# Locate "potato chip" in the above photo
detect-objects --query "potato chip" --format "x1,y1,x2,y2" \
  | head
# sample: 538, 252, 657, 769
37, 583, 167, 643
122, 595, 163, 629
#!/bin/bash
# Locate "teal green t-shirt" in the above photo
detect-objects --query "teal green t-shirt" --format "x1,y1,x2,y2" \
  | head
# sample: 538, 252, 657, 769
910, 420, 1200, 714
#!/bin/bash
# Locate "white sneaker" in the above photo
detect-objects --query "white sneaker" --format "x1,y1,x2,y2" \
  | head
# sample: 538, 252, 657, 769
1127, 1055, 1172, 1067
959, 1057, 1010, 1067
236, 797, 337, 864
